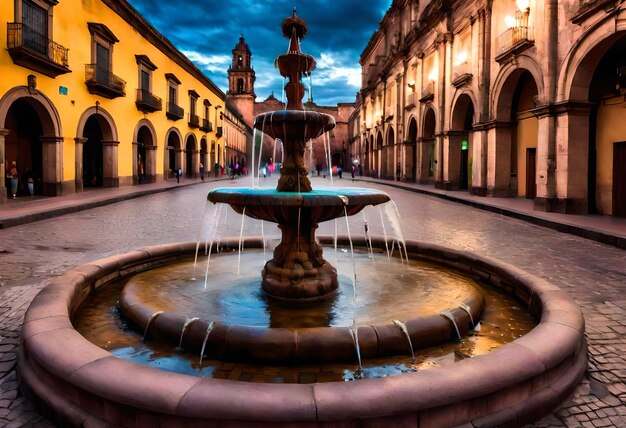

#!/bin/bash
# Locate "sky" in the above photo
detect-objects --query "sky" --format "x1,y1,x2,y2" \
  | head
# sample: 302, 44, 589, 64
126, 0, 392, 106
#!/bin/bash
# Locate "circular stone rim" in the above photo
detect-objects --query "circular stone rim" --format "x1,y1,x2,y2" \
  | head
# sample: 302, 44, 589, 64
18, 237, 587, 427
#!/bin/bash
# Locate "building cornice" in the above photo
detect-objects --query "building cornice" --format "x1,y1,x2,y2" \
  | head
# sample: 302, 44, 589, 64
102, 0, 225, 101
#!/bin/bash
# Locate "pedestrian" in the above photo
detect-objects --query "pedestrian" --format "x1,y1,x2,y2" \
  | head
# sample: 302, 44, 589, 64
199, 162, 204, 181
337, 165, 343, 179
138, 158, 144, 184
176, 168, 181, 183
351, 165, 356, 181
7, 161, 18, 198
26, 171, 34, 196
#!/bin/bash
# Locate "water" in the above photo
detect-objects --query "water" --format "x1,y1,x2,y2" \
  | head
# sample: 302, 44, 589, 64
117, 249, 481, 328
75, 259, 536, 382
142, 311, 164, 342
392, 319, 416, 362
459, 302, 475, 328
439, 310, 462, 341
199, 321, 215, 365
177, 317, 199, 350
347, 322, 362, 373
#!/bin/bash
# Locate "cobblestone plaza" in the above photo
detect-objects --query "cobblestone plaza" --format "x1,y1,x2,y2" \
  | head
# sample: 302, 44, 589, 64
0, 178, 625, 427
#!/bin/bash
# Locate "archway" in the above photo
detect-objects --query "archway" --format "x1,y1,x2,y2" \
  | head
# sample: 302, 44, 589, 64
4, 99, 43, 196
421, 108, 436, 183
493, 69, 539, 197
166, 130, 182, 179
1, 87, 61, 198
450, 94, 475, 191
185, 134, 197, 178
385, 126, 395, 180
83, 116, 104, 188
375, 131, 383, 178
136, 126, 153, 184
406, 117, 418, 182
583, 35, 626, 216
200, 137, 207, 179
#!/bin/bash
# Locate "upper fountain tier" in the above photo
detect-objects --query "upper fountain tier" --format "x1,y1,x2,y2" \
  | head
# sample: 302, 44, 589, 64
254, 8, 335, 142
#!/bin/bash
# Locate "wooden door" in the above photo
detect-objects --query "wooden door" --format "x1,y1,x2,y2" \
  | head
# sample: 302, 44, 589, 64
525, 148, 536, 199
613, 142, 626, 217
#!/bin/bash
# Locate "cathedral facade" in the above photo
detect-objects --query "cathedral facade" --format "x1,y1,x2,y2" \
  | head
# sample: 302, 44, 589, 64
349, 0, 626, 217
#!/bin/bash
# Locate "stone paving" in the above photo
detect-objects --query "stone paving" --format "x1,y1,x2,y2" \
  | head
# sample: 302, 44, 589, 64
0, 178, 625, 427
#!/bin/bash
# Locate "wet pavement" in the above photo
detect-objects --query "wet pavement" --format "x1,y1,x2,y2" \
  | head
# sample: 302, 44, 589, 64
0, 175, 625, 427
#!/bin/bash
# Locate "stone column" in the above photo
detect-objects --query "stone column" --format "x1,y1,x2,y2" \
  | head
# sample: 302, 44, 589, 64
40, 136, 63, 196
102, 140, 120, 187
469, 125, 488, 195
131, 141, 139, 185
444, 131, 464, 189
486, 122, 513, 196
0, 129, 9, 202
549, 102, 592, 213
145, 144, 157, 183
74, 137, 86, 193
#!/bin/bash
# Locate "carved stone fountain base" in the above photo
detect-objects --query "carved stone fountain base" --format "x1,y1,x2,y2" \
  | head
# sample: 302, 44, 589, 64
262, 260, 338, 301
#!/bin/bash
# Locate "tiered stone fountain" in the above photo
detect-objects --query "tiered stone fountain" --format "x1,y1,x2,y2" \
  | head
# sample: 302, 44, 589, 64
18, 10, 587, 428
208, 9, 390, 302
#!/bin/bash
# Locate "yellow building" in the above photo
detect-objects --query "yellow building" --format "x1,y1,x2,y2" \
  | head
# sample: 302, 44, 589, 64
0, 0, 245, 201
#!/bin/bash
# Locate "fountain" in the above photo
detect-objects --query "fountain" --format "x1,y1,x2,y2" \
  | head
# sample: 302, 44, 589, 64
18, 10, 587, 428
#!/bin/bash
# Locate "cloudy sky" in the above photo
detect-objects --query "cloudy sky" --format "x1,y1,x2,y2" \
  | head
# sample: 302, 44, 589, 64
126, 0, 392, 106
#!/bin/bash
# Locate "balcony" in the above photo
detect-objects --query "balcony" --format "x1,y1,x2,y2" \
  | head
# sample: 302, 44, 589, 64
7, 23, 70, 77
85, 64, 126, 99
420, 82, 435, 103
136, 89, 162, 113
405, 92, 416, 109
495, 12, 534, 63
200, 118, 213, 132
216, 126, 223, 137
188, 114, 200, 128
166, 102, 184, 121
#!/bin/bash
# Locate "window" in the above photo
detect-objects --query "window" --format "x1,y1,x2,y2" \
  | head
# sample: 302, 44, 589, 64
22, 0, 47, 56
84, 23, 125, 98
238, 55, 243, 68
188, 90, 200, 128
135, 55, 161, 112
237, 78, 244, 93
7, 0, 70, 77
164, 73, 183, 120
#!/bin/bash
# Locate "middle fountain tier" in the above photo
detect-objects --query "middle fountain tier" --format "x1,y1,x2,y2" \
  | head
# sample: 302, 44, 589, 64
208, 9, 390, 301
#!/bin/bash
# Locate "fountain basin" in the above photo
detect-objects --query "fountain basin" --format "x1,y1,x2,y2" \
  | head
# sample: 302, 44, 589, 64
19, 238, 586, 427
253, 110, 335, 140
207, 187, 390, 222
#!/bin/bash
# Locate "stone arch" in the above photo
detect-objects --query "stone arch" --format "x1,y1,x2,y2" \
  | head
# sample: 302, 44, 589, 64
405, 116, 418, 182
0, 86, 63, 198
76, 106, 119, 191
559, 22, 626, 215
200, 137, 208, 179
449, 93, 476, 191
184, 133, 198, 178
133, 119, 157, 185
490, 63, 540, 197
383, 125, 395, 179
375, 130, 383, 178
420, 107, 437, 182
165, 127, 183, 180
492, 55, 545, 120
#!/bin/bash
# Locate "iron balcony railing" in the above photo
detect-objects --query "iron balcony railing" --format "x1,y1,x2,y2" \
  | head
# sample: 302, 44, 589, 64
85, 64, 126, 97
200, 118, 213, 132
188, 114, 200, 128
7, 22, 69, 68
496, 11, 534, 59
166, 102, 184, 120
136, 89, 162, 112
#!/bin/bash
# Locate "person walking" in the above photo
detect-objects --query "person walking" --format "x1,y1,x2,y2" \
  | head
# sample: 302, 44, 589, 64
7, 161, 18, 198
199, 162, 204, 181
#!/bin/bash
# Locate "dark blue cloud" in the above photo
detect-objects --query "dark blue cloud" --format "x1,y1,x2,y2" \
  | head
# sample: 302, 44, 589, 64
126, 0, 391, 106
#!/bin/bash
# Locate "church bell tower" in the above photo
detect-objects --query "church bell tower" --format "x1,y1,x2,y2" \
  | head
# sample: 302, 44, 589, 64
227, 35, 256, 127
